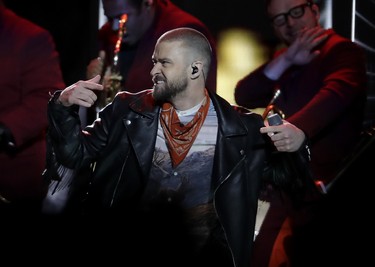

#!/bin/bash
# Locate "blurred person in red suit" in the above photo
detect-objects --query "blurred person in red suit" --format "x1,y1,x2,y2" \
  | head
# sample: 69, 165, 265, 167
0, 0, 65, 216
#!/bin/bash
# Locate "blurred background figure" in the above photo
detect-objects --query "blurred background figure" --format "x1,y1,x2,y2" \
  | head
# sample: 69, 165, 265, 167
0, 0, 65, 216
85, 0, 217, 125
234, 0, 368, 266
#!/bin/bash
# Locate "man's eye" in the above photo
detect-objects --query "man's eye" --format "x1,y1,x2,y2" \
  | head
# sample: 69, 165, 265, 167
273, 16, 284, 25
291, 9, 302, 16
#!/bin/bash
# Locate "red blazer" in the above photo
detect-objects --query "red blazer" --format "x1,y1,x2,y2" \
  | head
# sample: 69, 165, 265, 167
0, 6, 65, 202
235, 29, 368, 184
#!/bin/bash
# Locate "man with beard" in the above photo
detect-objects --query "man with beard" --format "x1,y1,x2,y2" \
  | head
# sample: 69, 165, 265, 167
45, 27, 309, 267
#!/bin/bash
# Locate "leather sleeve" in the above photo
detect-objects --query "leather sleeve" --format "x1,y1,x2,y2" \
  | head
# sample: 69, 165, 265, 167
46, 91, 85, 169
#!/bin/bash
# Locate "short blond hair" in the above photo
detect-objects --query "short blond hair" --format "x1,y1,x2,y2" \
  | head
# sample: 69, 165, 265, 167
157, 27, 212, 77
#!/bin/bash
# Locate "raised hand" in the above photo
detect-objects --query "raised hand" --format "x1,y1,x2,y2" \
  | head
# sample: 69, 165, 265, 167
284, 26, 328, 66
58, 75, 103, 107
264, 26, 328, 80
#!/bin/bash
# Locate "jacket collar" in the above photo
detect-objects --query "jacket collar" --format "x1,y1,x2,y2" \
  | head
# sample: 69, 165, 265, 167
207, 89, 249, 138
127, 89, 250, 139
128, 89, 160, 119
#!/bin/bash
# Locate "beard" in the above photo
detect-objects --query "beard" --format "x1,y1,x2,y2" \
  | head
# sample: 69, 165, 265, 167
152, 75, 188, 102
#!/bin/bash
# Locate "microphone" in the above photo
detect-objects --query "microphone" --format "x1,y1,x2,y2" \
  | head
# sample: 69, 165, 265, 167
267, 113, 283, 126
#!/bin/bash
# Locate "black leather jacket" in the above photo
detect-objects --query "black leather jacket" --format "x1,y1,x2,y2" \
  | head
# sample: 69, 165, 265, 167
47, 89, 309, 267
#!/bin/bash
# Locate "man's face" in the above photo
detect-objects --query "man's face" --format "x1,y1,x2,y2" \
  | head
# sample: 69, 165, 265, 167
102, 0, 152, 46
268, 0, 319, 45
151, 41, 190, 102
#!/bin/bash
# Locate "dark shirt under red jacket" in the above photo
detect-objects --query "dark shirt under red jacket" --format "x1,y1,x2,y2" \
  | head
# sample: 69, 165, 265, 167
98, 0, 217, 93
0, 6, 65, 205
235, 29, 368, 185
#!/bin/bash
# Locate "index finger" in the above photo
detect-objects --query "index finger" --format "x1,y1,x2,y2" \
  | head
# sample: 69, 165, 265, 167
260, 125, 282, 134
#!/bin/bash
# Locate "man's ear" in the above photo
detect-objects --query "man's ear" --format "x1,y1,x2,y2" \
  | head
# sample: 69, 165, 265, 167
311, 4, 320, 19
190, 61, 203, 79
191, 65, 198, 74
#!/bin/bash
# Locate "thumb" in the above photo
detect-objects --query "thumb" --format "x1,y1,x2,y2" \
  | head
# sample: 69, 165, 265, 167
89, 74, 102, 84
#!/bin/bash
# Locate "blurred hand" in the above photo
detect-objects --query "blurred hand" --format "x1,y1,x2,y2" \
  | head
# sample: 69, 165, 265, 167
284, 26, 328, 66
260, 121, 306, 152
58, 75, 103, 107
86, 50, 106, 79
263, 27, 328, 80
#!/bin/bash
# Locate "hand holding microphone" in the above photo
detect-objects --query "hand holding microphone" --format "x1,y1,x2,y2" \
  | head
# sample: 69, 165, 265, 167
261, 113, 306, 153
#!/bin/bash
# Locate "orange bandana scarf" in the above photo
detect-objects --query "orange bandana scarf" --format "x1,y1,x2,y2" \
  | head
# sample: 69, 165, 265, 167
160, 90, 210, 168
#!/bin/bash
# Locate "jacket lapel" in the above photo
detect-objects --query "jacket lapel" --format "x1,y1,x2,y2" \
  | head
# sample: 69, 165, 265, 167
124, 91, 160, 178
209, 91, 251, 186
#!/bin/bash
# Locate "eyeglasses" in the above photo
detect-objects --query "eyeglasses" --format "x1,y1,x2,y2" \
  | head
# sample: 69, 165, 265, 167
269, 2, 313, 27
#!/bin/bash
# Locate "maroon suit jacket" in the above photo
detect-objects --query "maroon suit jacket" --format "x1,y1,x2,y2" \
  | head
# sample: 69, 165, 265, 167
0, 6, 65, 202
235, 29, 368, 184
235, 30, 367, 182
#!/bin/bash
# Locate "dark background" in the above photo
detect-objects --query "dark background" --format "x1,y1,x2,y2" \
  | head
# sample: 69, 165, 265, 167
2, 0, 277, 85
0, 0, 303, 84
4, 0, 100, 85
